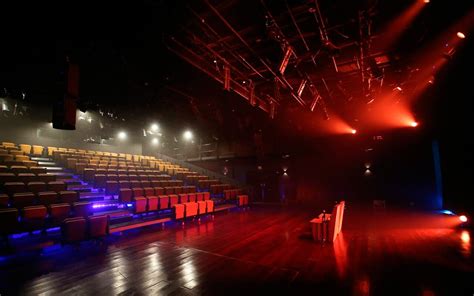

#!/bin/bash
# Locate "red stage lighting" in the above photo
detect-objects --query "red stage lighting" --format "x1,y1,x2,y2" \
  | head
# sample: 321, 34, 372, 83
410, 121, 418, 127
457, 32, 466, 39
459, 215, 468, 223
351, 129, 357, 134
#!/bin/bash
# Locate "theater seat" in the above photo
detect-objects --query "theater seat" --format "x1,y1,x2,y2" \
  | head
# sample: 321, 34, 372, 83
146, 196, 159, 211
189, 193, 197, 202
27, 182, 47, 194
0, 173, 17, 184
173, 204, 185, 220
0, 165, 8, 173
205, 200, 214, 213
238, 195, 249, 206
37, 173, 55, 183
73, 202, 91, 217
22, 205, 47, 231
158, 195, 169, 210
18, 173, 37, 183
0, 194, 8, 207
119, 180, 130, 189
197, 201, 207, 215
184, 202, 198, 218
49, 203, 71, 225
32, 145, 44, 156
134, 197, 147, 213
0, 208, 19, 237
11, 193, 35, 208
19, 144, 32, 154
48, 181, 67, 193
83, 168, 95, 182
4, 182, 27, 195
59, 191, 78, 203
105, 181, 119, 195
94, 174, 106, 188
154, 187, 164, 195
169, 194, 179, 207
38, 191, 58, 205
61, 217, 87, 244
143, 187, 155, 197
196, 192, 204, 202
30, 167, 47, 175
119, 188, 133, 203
203, 192, 210, 201
164, 187, 174, 195
174, 186, 183, 194
179, 194, 188, 204
10, 166, 29, 175
88, 215, 109, 239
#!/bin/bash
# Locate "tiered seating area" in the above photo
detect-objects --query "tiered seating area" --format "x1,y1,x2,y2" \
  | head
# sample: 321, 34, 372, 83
0, 141, 247, 247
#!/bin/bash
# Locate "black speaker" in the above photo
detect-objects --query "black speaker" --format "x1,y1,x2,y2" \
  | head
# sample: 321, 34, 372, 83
52, 62, 79, 130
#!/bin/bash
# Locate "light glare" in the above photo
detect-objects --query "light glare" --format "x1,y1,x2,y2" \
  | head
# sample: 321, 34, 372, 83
183, 130, 193, 141
457, 32, 466, 39
118, 131, 127, 140
459, 215, 468, 223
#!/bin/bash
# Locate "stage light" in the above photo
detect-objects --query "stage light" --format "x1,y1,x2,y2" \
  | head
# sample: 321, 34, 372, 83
151, 138, 159, 145
117, 131, 127, 140
351, 129, 357, 134
393, 86, 403, 92
457, 32, 466, 39
151, 123, 159, 132
87, 117, 92, 123
183, 130, 193, 141
459, 215, 468, 223
410, 121, 418, 127
423, 0, 429, 3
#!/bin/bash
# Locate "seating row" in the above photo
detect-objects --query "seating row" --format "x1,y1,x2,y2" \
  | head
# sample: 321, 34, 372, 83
0, 190, 79, 208
1, 181, 67, 195
99, 178, 183, 190
0, 173, 56, 185
110, 184, 195, 196
0, 202, 92, 235
61, 215, 109, 244
210, 184, 233, 194
0, 165, 47, 175
224, 189, 244, 200
173, 200, 215, 219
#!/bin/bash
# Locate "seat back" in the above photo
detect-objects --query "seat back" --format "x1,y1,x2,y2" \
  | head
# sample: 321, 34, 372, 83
73, 202, 91, 217
12, 193, 36, 208
61, 217, 87, 243
0, 208, 19, 235
27, 182, 47, 194
88, 215, 109, 238
4, 182, 27, 195
48, 181, 67, 192
49, 203, 71, 224
38, 191, 58, 205
59, 191, 79, 203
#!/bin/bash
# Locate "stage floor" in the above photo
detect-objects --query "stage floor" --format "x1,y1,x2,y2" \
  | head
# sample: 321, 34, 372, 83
1, 205, 473, 295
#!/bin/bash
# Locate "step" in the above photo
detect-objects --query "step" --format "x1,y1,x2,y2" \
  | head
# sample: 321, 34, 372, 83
43, 166, 64, 171
30, 157, 52, 162
215, 204, 238, 212
38, 162, 58, 167
110, 216, 172, 234
47, 172, 72, 177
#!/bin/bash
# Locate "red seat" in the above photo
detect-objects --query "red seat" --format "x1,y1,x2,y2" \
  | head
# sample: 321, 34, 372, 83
173, 204, 185, 219
203, 192, 210, 201
130, 180, 141, 189
134, 197, 147, 213
196, 192, 204, 202
61, 217, 86, 243
88, 215, 109, 238
118, 174, 129, 181
22, 205, 47, 231
73, 202, 91, 217
154, 187, 164, 195
48, 181, 67, 192
179, 194, 189, 204
169, 194, 179, 207
38, 191, 58, 205
205, 200, 214, 213
10, 166, 29, 174
197, 201, 207, 215
107, 174, 118, 182
140, 180, 151, 188
59, 191, 78, 203
143, 187, 154, 197
184, 202, 198, 218
4, 182, 27, 195
132, 187, 144, 198
174, 186, 183, 194
146, 196, 159, 211
0, 173, 17, 184
189, 193, 197, 202
164, 187, 174, 195
27, 182, 47, 194
238, 195, 249, 206
49, 203, 71, 225
119, 188, 133, 203
30, 167, 47, 175
119, 180, 130, 188
158, 195, 169, 210
83, 168, 95, 182
11, 192, 35, 208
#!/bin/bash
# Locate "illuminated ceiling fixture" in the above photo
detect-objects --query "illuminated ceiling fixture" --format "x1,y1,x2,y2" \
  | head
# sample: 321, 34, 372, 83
151, 123, 159, 132
183, 130, 193, 141
117, 131, 127, 140
457, 32, 466, 39
151, 138, 159, 145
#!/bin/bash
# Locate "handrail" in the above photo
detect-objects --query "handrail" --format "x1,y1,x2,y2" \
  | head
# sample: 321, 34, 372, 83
155, 152, 245, 187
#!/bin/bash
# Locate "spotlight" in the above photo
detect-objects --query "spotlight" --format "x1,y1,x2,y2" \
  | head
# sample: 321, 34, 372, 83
117, 131, 127, 140
351, 129, 357, 134
183, 130, 193, 141
151, 123, 159, 132
393, 86, 402, 92
410, 121, 418, 127
457, 32, 466, 39
423, 0, 429, 3
151, 138, 159, 145
87, 117, 92, 123
459, 215, 468, 223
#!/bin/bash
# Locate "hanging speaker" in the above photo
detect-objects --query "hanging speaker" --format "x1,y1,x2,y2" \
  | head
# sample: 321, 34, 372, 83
52, 62, 79, 130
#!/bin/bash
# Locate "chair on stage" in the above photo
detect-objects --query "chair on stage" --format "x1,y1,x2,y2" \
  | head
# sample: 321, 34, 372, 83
310, 201, 345, 243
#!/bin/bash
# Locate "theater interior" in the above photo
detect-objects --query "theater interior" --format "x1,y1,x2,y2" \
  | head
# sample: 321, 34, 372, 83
0, 0, 473, 295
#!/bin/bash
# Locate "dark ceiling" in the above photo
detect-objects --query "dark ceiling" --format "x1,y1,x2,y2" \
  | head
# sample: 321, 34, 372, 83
0, 0, 473, 142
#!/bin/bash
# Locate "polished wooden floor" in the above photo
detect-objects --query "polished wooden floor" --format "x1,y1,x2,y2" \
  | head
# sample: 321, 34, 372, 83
1, 205, 473, 295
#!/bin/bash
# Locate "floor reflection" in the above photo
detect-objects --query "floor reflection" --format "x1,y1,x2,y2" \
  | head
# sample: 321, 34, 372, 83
333, 232, 348, 278
460, 230, 471, 258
